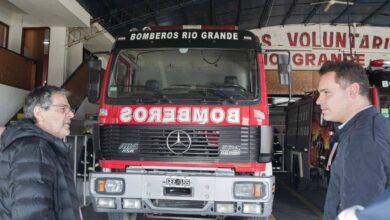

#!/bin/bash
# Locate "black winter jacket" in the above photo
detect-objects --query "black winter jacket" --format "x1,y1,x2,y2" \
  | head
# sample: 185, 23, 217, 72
0, 119, 81, 220
323, 107, 390, 220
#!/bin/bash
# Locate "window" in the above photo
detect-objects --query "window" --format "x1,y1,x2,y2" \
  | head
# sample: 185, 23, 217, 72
107, 48, 259, 104
0, 21, 9, 48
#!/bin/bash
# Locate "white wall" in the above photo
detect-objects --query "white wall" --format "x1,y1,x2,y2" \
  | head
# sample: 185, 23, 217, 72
1, 1, 74, 86
1, 0, 113, 88
67, 41, 83, 77
8, 13, 22, 52
74, 98, 99, 120
7, 13, 43, 53
0, 0, 13, 24
0, 1, 45, 53
48, 27, 67, 86
0, 0, 21, 52
99, 55, 108, 70
0, 84, 28, 126
0, 3, 26, 103
0, 0, 110, 124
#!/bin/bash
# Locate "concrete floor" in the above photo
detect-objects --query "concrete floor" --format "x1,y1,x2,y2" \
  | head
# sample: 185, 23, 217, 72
81, 173, 326, 220
272, 173, 324, 220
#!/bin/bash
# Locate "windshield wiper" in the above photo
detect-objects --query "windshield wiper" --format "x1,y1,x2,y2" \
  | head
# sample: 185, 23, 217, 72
219, 84, 248, 93
198, 87, 237, 104
168, 84, 197, 89
168, 85, 238, 104
146, 90, 172, 103
218, 84, 253, 98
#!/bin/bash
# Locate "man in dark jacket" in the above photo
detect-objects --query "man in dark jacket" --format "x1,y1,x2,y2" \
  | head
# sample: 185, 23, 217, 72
316, 61, 390, 220
336, 187, 390, 220
0, 85, 82, 220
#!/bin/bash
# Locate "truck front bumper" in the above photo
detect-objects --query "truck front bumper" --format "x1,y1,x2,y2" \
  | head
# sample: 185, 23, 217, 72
90, 166, 275, 218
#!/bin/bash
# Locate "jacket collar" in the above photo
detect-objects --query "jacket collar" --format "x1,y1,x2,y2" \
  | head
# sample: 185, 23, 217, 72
0, 119, 70, 157
336, 106, 378, 139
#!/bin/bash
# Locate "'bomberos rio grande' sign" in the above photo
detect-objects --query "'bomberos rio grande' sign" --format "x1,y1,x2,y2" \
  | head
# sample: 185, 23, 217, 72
251, 24, 390, 70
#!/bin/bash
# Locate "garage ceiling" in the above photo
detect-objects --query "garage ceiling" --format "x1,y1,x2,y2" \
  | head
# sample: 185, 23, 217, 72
76, 0, 390, 37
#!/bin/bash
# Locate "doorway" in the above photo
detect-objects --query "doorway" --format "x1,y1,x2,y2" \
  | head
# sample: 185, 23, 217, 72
22, 27, 50, 87
0, 21, 9, 48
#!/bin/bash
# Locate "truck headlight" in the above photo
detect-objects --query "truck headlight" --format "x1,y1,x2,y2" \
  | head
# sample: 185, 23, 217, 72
123, 198, 141, 209
215, 202, 236, 213
243, 203, 262, 214
96, 178, 124, 194
234, 182, 267, 199
97, 197, 116, 209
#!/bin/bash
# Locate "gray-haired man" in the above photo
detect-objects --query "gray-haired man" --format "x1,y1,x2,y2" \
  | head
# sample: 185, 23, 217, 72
0, 85, 82, 220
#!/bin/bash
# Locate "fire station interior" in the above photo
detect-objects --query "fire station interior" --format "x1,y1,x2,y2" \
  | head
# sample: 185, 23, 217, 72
2, 0, 390, 220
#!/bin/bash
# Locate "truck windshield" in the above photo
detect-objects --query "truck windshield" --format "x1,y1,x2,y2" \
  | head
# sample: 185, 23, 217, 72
107, 48, 259, 104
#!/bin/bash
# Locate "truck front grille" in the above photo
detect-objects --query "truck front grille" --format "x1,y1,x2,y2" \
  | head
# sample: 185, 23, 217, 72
150, 199, 207, 209
98, 125, 260, 162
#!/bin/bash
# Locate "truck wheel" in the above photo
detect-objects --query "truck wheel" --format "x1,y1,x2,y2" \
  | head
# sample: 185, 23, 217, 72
108, 213, 137, 220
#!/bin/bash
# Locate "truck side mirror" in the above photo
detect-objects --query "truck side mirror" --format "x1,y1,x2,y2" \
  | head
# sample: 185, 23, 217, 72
277, 54, 291, 85
259, 126, 274, 162
88, 59, 102, 103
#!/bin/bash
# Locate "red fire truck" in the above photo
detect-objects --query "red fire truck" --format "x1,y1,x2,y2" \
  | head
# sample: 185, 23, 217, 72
87, 25, 274, 220
367, 59, 390, 117
285, 92, 334, 189
284, 59, 390, 189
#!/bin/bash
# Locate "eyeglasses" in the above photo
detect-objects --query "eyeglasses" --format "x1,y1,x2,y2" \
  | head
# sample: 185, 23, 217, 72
50, 104, 75, 114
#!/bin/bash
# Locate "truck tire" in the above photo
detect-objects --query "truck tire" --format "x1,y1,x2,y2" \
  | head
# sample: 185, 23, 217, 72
108, 213, 137, 220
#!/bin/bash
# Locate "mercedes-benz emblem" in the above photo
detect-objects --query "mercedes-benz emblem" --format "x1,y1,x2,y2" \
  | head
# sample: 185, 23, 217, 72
166, 130, 192, 155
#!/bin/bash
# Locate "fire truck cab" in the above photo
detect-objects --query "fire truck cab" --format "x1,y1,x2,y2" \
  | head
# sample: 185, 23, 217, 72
87, 25, 275, 220
368, 59, 390, 117
284, 59, 390, 190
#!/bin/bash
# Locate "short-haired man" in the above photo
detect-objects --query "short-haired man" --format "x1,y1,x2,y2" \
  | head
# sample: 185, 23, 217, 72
316, 61, 390, 220
0, 85, 82, 220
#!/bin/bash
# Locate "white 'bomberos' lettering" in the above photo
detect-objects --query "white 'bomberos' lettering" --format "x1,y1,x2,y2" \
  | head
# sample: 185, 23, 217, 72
147, 107, 162, 122
129, 32, 179, 41
227, 108, 240, 124
210, 108, 225, 123
119, 107, 241, 124
193, 108, 209, 124
120, 107, 132, 122
133, 107, 148, 122
177, 108, 191, 122
163, 107, 176, 123
129, 31, 239, 41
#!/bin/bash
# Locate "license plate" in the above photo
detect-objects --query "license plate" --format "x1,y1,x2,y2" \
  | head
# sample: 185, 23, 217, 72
165, 177, 191, 187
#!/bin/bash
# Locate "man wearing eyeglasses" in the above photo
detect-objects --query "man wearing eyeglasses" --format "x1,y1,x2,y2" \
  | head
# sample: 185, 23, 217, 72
0, 85, 82, 220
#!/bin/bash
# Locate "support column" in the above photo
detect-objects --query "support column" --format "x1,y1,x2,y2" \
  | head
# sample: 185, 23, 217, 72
48, 27, 67, 86
67, 42, 83, 78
